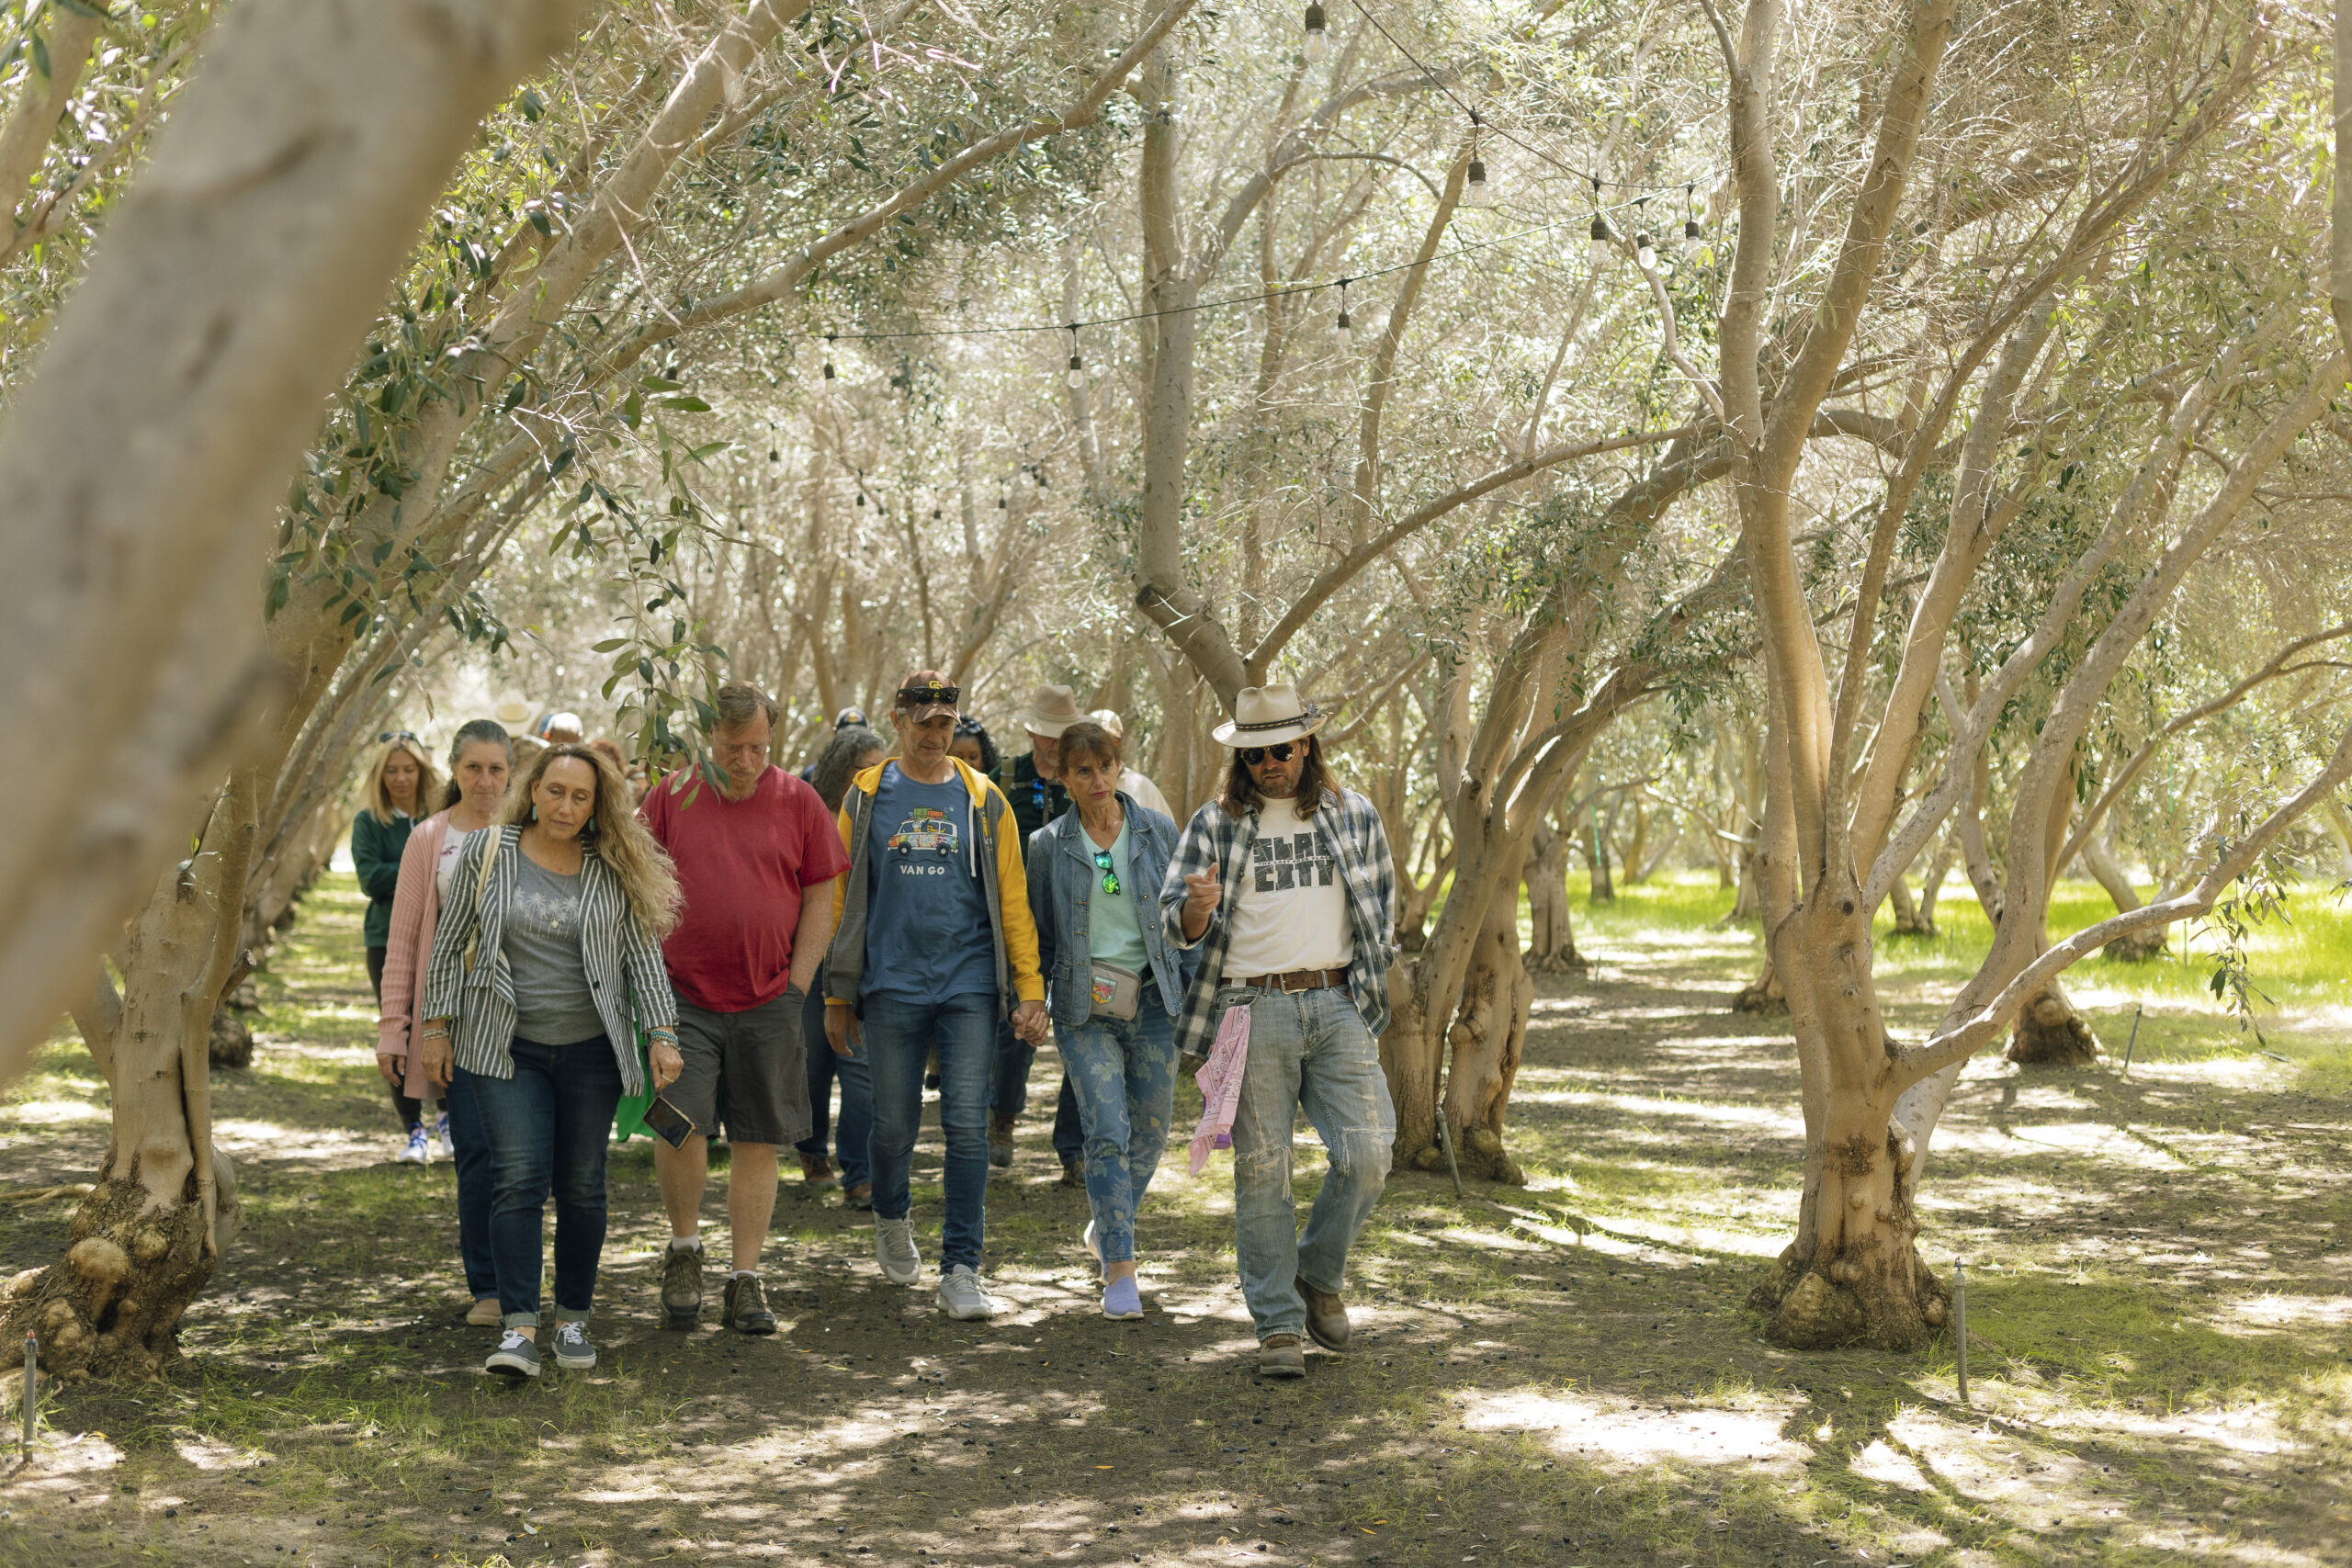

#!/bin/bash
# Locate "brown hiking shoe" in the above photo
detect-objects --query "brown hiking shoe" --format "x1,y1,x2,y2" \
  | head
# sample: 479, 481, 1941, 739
660, 1242, 704, 1329
1058, 1156, 1086, 1189
722, 1273, 776, 1336
1257, 1334, 1306, 1379
799, 1152, 840, 1188
988, 1112, 1017, 1170
1295, 1275, 1351, 1353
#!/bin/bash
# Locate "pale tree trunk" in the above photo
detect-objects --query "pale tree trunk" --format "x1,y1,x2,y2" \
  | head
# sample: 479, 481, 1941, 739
0, 0, 582, 1093
2081, 822, 2165, 959
1524, 819, 1584, 972
1586, 802, 1616, 901
1912, 836, 1957, 934
0, 5, 105, 223
5, 771, 258, 1382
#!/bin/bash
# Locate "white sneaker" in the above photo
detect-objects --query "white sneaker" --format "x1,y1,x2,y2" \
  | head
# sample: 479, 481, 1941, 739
875, 1215, 922, 1285
431, 1111, 453, 1161
1082, 1220, 1102, 1269
937, 1264, 1002, 1321
397, 1126, 429, 1164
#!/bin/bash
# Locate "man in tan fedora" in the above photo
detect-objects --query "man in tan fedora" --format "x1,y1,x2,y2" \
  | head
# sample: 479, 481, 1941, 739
1159, 683, 1398, 1380
989, 682, 1089, 1184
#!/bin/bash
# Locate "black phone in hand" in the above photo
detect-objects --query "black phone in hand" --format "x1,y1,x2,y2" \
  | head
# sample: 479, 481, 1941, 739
641, 1095, 696, 1148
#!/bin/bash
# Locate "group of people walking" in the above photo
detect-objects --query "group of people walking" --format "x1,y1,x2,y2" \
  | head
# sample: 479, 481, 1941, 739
352, 671, 1400, 1381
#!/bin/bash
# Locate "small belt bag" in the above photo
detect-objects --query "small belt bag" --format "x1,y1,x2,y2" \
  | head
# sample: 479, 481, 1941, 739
1088, 960, 1142, 1021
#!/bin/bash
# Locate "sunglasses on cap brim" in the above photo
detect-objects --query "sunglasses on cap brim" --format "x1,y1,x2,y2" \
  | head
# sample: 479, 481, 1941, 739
1238, 742, 1299, 765
898, 682, 961, 708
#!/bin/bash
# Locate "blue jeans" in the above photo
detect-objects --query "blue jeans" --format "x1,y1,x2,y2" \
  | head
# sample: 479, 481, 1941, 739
1058, 990, 1177, 1264
863, 992, 994, 1273
795, 969, 873, 1188
463, 1036, 624, 1329
1223, 987, 1396, 1340
443, 1069, 498, 1300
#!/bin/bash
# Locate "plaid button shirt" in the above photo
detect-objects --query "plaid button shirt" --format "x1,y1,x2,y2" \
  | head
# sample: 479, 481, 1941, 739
1157, 786, 1399, 1058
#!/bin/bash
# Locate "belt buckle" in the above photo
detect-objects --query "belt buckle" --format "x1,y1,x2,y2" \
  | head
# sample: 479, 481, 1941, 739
1283, 971, 1312, 993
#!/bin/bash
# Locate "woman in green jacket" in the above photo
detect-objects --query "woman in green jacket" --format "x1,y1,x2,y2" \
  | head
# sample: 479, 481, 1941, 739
355, 734, 442, 1162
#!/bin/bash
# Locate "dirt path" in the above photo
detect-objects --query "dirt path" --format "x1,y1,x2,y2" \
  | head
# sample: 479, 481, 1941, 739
1, 881, 2346, 1566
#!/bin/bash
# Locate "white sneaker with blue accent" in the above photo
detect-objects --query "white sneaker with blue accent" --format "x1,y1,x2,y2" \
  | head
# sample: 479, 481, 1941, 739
937, 1264, 1002, 1321
397, 1126, 430, 1165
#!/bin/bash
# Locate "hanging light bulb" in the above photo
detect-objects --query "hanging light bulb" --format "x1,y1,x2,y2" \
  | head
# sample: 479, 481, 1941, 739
1635, 231, 1657, 269
1462, 111, 1490, 208
1066, 324, 1086, 389
1683, 183, 1702, 243
821, 329, 837, 380
1335, 279, 1352, 341
1588, 175, 1612, 266
1303, 2, 1329, 62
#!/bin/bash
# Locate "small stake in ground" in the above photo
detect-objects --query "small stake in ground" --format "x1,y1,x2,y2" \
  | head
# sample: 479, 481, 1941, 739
1952, 1258, 1969, 1406
2120, 1003, 2143, 1077
19, 1330, 34, 1460
1435, 1110, 1464, 1197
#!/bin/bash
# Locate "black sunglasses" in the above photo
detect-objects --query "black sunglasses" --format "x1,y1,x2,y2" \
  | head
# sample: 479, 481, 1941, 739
1238, 742, 1298, 766
898, 682, 961, 707
1092, 849, 1121, 896
378, 730, 419, 743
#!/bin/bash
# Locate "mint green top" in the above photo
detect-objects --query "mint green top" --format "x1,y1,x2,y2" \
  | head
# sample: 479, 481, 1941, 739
1086, 818, 1150, 971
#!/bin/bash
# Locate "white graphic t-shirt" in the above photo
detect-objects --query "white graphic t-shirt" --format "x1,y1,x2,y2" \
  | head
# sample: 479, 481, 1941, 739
1220, 793, 1352, 979
435, 827, 478, 901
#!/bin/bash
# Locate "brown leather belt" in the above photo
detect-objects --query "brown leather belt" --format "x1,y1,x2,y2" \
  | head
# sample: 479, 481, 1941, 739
1234, 966, 1349, 993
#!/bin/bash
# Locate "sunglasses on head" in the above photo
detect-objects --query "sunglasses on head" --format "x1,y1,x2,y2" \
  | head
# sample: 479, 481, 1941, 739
1092, 849, 1121, 896
1238, 742, 1298, 766
897, 682, 960, 708
378, 730, 418, 743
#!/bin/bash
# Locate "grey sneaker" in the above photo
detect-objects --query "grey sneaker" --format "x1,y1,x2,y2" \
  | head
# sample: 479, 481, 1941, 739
549, 1321, 595, 1371
875, 1215, 922, 1285
937, 1264, 1002, 1321
485, 1330, 540, 1380
660, 1241, 704, 1329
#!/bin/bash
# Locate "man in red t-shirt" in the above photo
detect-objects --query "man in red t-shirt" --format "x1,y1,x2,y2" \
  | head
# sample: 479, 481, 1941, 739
639, 682, 848, 1335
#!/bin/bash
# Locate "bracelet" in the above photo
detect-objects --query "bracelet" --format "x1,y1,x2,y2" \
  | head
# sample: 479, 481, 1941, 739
421, 1025, 450, 1040
647, 1028, 677, 1043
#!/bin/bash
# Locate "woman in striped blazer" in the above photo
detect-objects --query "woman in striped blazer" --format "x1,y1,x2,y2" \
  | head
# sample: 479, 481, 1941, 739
420, 743, 684, 1381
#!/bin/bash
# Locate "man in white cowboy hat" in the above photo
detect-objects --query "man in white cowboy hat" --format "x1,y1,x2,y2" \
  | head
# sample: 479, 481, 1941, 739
989, 682, 1091, 1184
1159, 682, 1398, 1380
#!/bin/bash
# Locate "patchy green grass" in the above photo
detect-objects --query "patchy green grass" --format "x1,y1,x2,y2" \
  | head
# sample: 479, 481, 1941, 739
0, 871, 2346, 1565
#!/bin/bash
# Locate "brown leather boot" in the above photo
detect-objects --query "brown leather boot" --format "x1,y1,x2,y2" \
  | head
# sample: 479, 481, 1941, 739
1295, 1274, 1351, 1353
988, 1111, 1017, 1170
1257, 1334, 1306, 1378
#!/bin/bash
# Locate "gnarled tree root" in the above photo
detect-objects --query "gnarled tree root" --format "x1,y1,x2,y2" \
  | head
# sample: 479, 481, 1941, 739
2005, 989, 2101, 1066
1406, 1128, 1528, 1186
0, 1178, 212, 1383
1748, 1243, 1951, 1351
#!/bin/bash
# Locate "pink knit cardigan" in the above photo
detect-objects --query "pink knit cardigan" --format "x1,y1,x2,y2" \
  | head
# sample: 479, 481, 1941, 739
376, 809, 455, 1100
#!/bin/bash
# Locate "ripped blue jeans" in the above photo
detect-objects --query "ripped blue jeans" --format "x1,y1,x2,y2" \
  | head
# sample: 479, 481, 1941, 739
1222, 984, 1396, 1340
1057, 989, 1177, 1265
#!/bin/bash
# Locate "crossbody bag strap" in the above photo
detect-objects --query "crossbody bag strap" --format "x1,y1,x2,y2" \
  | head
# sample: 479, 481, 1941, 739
460, 827, 504, 975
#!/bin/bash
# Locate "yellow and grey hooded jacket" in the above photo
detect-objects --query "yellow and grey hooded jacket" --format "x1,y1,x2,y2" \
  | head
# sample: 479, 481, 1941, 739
824, 756, 1045, 1019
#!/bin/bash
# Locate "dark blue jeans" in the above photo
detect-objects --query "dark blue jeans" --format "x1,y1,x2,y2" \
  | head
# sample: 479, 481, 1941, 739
463, 1036, 624, 1329
795, 971, 873, 1188
991, 1019, 1085, 1163
443, 1069, 498, 1300
864, 992, 994, 1273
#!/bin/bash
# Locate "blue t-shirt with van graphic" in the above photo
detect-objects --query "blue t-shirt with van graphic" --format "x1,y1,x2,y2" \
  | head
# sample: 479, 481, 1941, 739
861, 762, 997, 1003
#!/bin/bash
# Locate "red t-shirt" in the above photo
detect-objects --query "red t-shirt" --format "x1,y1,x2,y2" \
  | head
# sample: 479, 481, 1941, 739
639, 765, 850, 1012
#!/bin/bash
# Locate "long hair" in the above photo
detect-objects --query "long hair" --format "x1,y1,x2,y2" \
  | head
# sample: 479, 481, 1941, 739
808, 725, 886, 813
1219, 734, 1335, 818
364, 738, 442, 824
440, 718, 512, 810
505, 743, 683, 940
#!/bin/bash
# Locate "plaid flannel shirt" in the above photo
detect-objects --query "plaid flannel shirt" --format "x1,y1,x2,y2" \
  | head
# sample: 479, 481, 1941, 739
1157, 785, 1399, 1059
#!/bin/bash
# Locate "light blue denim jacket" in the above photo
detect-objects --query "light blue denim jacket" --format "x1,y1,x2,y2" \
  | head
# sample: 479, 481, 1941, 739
1026, 794, 1198, 1029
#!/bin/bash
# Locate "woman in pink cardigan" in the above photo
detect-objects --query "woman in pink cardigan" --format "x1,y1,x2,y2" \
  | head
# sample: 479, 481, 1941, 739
379, 718, 513, 1327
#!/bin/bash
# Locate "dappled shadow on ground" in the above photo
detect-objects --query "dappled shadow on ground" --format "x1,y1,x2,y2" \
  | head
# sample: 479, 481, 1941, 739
0, 882, 2347, 1565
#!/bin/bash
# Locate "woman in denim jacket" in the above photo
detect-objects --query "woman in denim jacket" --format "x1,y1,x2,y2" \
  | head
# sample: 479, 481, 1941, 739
1025, 720, 1196, 1318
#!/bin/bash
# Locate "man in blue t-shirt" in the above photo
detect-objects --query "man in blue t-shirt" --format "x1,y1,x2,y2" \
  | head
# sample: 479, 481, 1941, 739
824, 671, 1047, 1321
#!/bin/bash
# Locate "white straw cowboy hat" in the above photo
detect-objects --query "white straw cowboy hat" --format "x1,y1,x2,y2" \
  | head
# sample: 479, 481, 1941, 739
1020, 683, 1086, 738
1212, 683, 1329, 748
